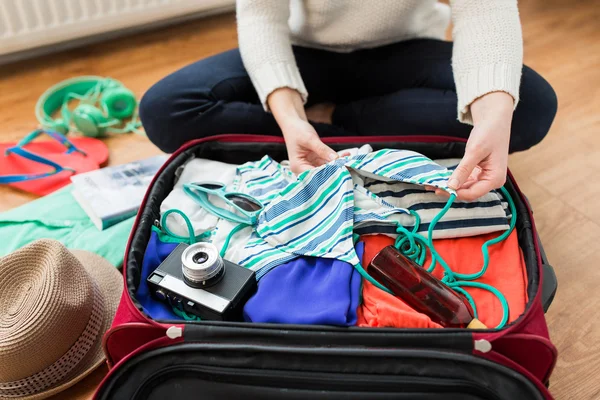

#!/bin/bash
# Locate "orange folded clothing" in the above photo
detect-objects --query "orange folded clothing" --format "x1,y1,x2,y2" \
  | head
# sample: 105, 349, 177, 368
358, 235, 442, 328
357, 231, 528, 329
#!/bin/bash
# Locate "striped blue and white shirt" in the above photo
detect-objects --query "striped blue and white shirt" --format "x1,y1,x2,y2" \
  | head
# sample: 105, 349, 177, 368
215, 149, 511, 279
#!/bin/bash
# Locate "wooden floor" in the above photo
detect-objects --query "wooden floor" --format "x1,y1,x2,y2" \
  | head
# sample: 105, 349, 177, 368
0, 1, 598, 398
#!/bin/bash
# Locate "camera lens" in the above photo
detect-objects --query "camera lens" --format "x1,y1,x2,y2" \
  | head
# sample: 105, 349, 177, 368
181, 243, 225, 288
192, 251, 209, 264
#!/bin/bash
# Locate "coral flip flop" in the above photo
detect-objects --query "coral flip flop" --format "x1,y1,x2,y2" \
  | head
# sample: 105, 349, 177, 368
0, 129, 109, 196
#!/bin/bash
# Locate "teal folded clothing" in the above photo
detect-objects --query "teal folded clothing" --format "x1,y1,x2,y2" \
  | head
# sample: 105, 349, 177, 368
0, 185, 134, 267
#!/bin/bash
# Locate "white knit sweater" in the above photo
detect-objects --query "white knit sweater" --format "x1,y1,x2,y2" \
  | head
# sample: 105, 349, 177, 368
236, 0, 523, 124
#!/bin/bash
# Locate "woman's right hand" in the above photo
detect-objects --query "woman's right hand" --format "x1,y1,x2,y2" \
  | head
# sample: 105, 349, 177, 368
281, 118, 338, 175
268, 88, 338, 175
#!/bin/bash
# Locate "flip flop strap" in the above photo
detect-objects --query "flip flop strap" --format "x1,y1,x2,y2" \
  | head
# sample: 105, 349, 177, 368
13, 129, 87, 156
0, 147, 75, 184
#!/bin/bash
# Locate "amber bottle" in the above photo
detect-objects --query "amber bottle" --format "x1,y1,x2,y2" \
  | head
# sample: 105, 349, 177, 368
369, 245, 487, 329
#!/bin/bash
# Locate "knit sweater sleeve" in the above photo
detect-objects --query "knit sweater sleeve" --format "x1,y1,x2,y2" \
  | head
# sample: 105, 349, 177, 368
236, 0, 308, 110
450, 0, 523, 124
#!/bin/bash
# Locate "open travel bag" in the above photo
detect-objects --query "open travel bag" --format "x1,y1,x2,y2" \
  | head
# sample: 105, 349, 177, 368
96, 134, 559, 400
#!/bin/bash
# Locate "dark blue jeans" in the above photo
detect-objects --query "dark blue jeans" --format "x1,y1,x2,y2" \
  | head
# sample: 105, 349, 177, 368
140, 39, 557, 154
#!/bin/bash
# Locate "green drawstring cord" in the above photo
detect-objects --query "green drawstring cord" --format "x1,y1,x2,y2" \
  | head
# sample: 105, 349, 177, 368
353, 186, 517, 329
352, 260, 390, 294
424, 187, 516, 328
424, 187, 518, 282
220, 223, 248, 258
160, 208, 247, 257
160, 209, 199, 245
170, 299, 201, 321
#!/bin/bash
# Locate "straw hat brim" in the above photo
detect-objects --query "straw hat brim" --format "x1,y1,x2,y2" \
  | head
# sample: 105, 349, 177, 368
13, 250, 123, 400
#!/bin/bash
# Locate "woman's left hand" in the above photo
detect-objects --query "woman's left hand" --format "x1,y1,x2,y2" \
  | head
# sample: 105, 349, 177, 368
444, 92, 514, 201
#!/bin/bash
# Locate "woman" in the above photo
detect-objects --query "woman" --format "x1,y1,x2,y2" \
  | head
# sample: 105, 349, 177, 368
140, 0, 557, 201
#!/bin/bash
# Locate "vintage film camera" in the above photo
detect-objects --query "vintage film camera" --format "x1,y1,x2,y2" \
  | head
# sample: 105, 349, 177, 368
147, 242, 256, 321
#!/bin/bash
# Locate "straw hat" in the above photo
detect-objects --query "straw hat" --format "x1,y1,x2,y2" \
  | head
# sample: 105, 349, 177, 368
0, 239, 123, 400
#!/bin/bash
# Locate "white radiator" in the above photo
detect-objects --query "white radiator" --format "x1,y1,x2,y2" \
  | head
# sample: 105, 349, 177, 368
0, 0, 234, 57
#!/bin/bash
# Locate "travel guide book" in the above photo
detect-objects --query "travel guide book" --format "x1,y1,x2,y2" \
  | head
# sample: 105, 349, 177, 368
70, 155, 168, 230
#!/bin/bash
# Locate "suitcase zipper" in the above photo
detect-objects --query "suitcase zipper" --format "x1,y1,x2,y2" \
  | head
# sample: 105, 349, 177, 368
133, 364, 504, 400
97, 343, 550, 400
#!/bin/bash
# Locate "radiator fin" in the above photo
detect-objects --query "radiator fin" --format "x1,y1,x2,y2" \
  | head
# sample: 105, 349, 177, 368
0, 0, 233, 56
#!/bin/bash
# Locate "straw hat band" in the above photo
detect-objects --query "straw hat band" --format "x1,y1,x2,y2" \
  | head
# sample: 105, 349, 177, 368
0, 281, 105, 398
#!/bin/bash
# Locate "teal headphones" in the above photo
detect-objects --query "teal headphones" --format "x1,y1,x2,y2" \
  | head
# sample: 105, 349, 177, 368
35, 76, 142, 138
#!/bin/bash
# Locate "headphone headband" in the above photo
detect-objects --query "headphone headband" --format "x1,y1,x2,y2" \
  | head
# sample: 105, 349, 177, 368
35, 76, 139, 137
35, 76, 120, 124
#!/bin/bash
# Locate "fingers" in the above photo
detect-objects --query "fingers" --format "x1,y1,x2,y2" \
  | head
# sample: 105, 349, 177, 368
310, 138, 339, 164
435, 188, 449, 198
458, 178, 478, 190
289, 138, 338, 175
448, 150, 481, 191
455, 180, 496, 202
467, 166, 482, 182
435, 167, 480, 198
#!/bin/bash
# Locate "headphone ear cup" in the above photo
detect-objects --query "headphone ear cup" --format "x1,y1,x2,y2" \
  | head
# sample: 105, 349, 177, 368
101, 87, 137, 119
72, 104, 110, 137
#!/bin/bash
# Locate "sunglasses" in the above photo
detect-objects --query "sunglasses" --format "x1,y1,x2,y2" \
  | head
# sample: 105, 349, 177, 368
183, 181, 264, 225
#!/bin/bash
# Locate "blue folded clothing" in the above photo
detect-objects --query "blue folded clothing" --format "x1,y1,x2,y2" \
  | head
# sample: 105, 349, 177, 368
137, 231, 179, 320
243, 242, 364, 326
140, 231, 364, 325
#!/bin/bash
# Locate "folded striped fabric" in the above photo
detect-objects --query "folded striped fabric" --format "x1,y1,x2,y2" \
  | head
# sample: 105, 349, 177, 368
356, 158, 511, 239
212, 150, 511, 279
255, 149, 457, 268
213, 156, 298, 279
